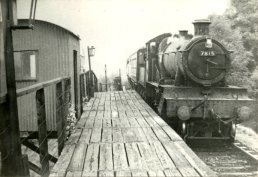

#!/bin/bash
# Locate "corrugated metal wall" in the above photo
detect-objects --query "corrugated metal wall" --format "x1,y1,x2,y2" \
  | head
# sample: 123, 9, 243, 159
13, 20, 80, 131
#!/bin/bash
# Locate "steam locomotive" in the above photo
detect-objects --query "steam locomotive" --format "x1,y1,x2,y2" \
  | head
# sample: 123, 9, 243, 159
126, 19, 255, 142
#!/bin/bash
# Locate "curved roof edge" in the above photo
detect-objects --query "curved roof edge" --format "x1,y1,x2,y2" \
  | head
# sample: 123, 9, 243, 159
18, 19, 80, 40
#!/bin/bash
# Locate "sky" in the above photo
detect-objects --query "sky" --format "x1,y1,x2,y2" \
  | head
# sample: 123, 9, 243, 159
17, 0, 230, 80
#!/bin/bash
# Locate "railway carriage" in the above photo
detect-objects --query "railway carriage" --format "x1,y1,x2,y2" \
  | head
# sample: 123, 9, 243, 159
127, 19, 255, 142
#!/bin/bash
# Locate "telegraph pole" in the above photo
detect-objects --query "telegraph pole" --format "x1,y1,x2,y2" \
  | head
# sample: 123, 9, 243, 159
87, 46, 92, 97
87, 46, 95, 98
105, 64, 108, 91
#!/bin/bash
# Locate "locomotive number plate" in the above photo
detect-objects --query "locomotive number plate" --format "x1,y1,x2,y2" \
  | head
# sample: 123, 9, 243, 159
200, 50, 215, 56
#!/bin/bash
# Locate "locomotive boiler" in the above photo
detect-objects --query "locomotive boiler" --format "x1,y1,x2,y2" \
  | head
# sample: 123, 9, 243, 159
127, 19, 255, 142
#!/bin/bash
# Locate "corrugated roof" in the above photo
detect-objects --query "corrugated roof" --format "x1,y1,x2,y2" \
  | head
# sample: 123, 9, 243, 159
18, 19, 80, 40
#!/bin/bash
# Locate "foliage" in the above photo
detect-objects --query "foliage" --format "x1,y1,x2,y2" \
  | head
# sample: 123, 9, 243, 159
66, 105, 77, 138
227, 0, 258, 67
208, 0, 257, 92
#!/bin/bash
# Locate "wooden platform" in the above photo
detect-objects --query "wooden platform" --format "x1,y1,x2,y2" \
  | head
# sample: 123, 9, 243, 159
50, 90, 216, 177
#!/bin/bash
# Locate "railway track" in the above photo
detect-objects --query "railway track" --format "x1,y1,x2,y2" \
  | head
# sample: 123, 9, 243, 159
190, 140, 258, 177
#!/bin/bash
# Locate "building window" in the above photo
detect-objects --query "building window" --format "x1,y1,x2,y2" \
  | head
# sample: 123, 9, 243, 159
14, 50, 38, 81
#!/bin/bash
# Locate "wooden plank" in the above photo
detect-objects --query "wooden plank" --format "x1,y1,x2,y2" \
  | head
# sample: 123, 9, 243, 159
66, 171, 82, 177
66, 128, 83, 145
149, 116, 167, 128
113, 128, 123, 142
125, 143, 146, 170
99, 143, 113, 171
137, 142, 162, 170
51, 145, 76, 173
148, 170, 165, 177
98, 105, 104, 111
125, 110, 134, 117
162, 126, 182, 141
96, 110, 104, 118
151, 142, 176, 169
178, 167, 200, 177
88, 111, 97, 118
81, 171, 97, 177
174, 141, 216, 177
111, 110, 118, 118
76, 111, 90, 128
56, 81, 64, 155
16, 77, 67, 97
118, 111, 126, 118
94, 118, 102, 128
68, 143, 87, 171
152, 127, 171, 142
90, 128, 102, 143
132, 110, 142, 117
127, 117, 140, 127
78, 128, 92, 144
113, 143, 129, 171
140, 110, 150, 117
83, 106, 92, 111
163, 141, 191, 168
116, 171, 132, 177
122, 128, 142, 142
102, 119, 112, 128
163, 169, 182, 177
112, 118, 121, 128
49, 171, 66, 177
143, 116, 159, 127
85, 118, 95, 128
142, 128, 158, 142
36, 88, 49, 176
83, 144, 99, 172
102, 128, 112, 143
137, 128, 148, 142
99, 171, 114, 177
104, 104, 110, 111
103, 110, 111, 118
120, 117, 130, 127
131, 170, 148, 177
135, 117, 149, 128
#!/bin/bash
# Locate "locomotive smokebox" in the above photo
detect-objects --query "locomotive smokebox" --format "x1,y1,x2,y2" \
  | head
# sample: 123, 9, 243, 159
193, 19, 211, 36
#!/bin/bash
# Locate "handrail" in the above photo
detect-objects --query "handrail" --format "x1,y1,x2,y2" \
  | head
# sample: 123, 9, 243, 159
0, 76, 70, 103
17, 76, 70, 97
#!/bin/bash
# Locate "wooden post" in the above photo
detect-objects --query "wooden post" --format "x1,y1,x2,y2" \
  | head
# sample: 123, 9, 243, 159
83, 74, 87, 97
21, 154, 30, 176
105, 64, 108, 92
1, 0, 25, 176
36, 88, 49, 176
56, 81, 64, 156
63, 79, 71, 141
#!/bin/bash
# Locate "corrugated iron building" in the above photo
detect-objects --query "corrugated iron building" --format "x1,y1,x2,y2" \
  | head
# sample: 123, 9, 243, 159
12, 19, 81, 131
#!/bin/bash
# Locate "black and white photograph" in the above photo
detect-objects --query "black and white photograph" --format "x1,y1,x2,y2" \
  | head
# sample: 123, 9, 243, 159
0, 0, 257, 176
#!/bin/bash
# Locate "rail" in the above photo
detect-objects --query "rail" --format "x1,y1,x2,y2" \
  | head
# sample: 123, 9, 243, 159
0, 76, 71, 176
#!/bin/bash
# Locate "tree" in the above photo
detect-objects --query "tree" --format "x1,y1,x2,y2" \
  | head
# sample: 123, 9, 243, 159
226, 0, 258, 69
209, 14, 255, 90
208, 0, 258, 93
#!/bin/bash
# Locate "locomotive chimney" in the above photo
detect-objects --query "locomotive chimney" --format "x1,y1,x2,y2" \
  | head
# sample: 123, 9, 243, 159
192, 19, 211, 36
179, 30, 188, 38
